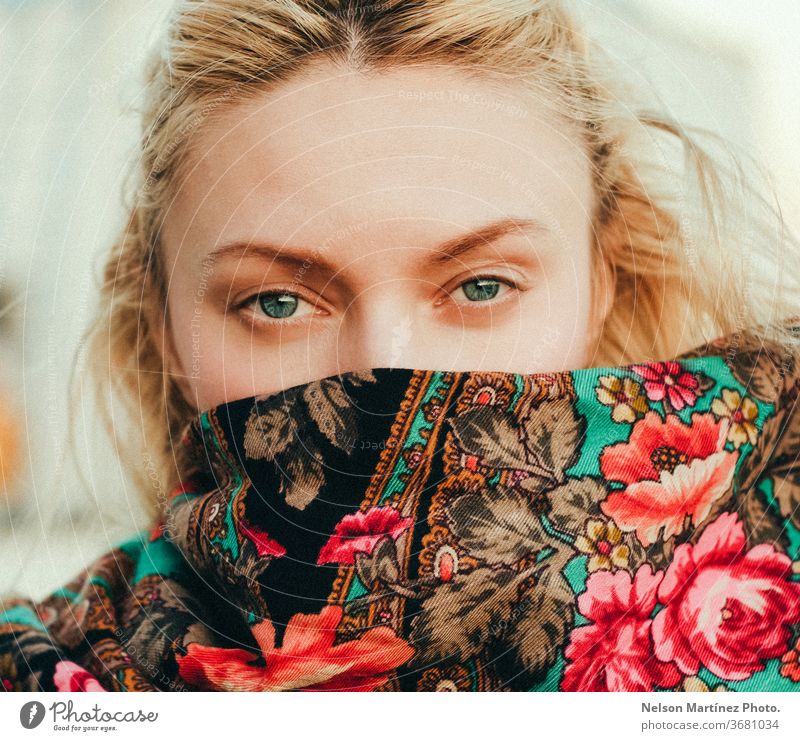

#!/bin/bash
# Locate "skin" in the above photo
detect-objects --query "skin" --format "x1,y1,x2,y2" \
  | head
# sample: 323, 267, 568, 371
160, 62, 614, 412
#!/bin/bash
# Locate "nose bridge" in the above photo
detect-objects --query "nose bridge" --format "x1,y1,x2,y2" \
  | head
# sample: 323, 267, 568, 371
338, 285, 416, 371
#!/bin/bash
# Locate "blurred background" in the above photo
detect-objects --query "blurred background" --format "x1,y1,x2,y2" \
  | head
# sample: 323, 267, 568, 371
1, 0, 799, 599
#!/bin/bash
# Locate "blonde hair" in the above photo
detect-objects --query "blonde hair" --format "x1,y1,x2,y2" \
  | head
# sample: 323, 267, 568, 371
72, 0, 800, 520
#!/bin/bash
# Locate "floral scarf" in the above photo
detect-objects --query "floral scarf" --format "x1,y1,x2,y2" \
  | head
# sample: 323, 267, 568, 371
2, 325, 800, 692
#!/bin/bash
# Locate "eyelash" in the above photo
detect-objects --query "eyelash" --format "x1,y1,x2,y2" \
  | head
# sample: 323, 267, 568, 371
236, 274, 519, 328
440, 274, 518, 308
235, 289, 322, 329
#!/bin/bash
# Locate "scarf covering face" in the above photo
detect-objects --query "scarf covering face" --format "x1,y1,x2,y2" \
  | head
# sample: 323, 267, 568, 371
2, 325, 800, 693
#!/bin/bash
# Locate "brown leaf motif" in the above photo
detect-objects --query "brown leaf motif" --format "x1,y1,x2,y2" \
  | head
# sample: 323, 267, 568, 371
543, 476, 607, 533
735, 486, 788, 552
496, 566, 575, 682
445, 485, 548, 566
354, 536, 402, 589
243, 371, 377, 510
305, 370, 377, 452
448, 397, 586, 492
406, 566, 524, 668
736, 402, 800, 535
449, 406, 534, 473
725, 341, 795, 404
520, 397, 586, 486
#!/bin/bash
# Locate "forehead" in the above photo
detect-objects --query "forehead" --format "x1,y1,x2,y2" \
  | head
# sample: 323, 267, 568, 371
163, 63, 593, 261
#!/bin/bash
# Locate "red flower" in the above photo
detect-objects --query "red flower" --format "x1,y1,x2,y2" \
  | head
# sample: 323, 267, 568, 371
168, 476, 200, 502
780, 637, 800, 683
176, 604, 415, 691
238, 519, 287, 558
652, 511, 800, 681
599, 411, 737, 546
461, 454, 480, 471
148, 519, 165, 542
630, 361, 700, 411
53, 661, 107, 692
561, 564, 681, 691
317, 506, 414, 565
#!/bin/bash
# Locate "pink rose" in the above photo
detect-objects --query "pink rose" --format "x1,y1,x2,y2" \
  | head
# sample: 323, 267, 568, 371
652, 511, 800, 680
53, 660, 106, 692
561, 564, 681, 691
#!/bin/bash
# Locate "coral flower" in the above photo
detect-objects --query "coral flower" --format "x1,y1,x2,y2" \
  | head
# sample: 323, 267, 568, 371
561, 564, 681, 692
630, 361, 700, 411
53, 661, 107, 692
600, 411, 736, 546
317, 505, 414, 565
176, 604, 415, 691
652, 512, 800, 681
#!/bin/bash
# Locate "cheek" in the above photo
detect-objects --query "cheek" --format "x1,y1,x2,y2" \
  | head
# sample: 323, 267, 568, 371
554, 252, 595, 366
511, 250, 594, 370
532, 244, 593, 316
165, 285, 249, 412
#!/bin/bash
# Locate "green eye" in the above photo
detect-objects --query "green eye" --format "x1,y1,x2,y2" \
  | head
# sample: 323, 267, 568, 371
460, 278, 501, 302
257, 293, 299, 319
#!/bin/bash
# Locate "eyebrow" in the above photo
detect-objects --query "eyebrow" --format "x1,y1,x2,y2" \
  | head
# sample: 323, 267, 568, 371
429, 217, 547, 264
204, 216, 547, 270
